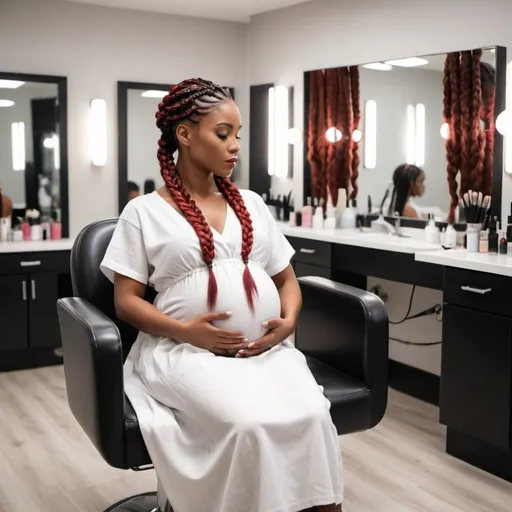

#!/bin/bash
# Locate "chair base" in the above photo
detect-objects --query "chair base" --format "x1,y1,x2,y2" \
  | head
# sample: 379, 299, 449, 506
103, 492, 172, 512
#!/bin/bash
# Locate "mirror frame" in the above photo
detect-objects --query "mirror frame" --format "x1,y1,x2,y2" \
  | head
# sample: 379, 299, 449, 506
0, 71, 69, 237
302, 45, 507, 227
117, 81, 236, 214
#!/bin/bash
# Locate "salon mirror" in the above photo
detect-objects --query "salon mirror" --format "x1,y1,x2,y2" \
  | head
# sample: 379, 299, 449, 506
0, 72, 68, 236
303, 46, 506, 227
118, 81, 236, 213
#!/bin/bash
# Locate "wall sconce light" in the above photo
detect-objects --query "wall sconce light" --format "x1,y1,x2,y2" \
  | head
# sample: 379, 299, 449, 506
141, 90, 168, 99
287, 127, 302, 145
325, 127, 342, 143
352, 129, 362, 143
43, 133, 61, 170
11, 121, 25, 171
268, 85, 292, 178
90, 99, 107, 167
440, 122, 450, 141
405, 103, 425, 166
496, 109, 512, 173
364, 100, 377, 169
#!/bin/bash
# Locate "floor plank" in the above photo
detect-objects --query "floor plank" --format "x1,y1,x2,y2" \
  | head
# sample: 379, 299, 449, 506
0, 365, 510, 511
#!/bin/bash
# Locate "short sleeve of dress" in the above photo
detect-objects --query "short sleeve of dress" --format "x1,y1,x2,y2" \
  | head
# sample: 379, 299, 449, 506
252, 194, 295, 277
100, 201, 149, 285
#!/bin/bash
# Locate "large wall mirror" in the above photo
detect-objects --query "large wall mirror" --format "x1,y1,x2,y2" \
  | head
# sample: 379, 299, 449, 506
303, 46, 506, 226
0, 72, 68, 236
118, 81, 236, 213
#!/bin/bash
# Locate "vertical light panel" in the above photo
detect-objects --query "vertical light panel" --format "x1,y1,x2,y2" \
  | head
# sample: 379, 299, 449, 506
364, 100, 377, 169
90, 99, 107, 166
11, 121, 26, 171
415, 103, 426, 166
405, 104, 416, 165
268, 85, 290, 178
268, 87, 275, 176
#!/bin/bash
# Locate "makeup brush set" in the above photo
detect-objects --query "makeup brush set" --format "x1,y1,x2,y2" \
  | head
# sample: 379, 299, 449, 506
459, 191, 491, 225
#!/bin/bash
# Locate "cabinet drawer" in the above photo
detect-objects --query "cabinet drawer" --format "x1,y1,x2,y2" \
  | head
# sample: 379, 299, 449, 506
444, 267, 512, 317
0, 251, 70, 275
287, 237, 331, 268
294, 262, 331, 280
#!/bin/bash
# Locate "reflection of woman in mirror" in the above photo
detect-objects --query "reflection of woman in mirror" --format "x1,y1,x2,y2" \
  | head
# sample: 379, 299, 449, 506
101, 79, 344, 512
127, 180, 140, 201
143, 179, 156, 194
0, 183, 13, 218
384, 163, 425, 218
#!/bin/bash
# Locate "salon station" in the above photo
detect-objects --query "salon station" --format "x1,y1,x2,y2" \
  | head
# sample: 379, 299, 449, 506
2, 0, 512, 511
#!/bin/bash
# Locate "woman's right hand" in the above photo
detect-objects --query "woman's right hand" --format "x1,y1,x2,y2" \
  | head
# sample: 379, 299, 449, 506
179, 311, 248, 356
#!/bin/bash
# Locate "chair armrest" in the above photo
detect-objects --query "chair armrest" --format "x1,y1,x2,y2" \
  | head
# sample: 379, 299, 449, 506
57, 297, 127, 468
296, 276, 389, 429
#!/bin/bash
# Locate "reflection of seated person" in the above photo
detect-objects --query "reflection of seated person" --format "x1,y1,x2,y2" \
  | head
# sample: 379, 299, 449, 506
0, 184, 13, 218
128, 181, 140, 201
381, 164, 425, 219
144, 179, 156, 194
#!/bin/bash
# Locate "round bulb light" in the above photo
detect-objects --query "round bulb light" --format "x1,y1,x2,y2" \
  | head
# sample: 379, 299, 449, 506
352, 129, 362, 143
440, 122, 450, 140
326, 127, 342, 143
496, 110, 512, 136
287, 127, 302, 145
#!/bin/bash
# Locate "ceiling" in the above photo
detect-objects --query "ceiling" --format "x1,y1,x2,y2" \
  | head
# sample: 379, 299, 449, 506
60, 0, 311, 22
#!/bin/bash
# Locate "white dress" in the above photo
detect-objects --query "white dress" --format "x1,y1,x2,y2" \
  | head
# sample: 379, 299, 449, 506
100, 189, 344, 512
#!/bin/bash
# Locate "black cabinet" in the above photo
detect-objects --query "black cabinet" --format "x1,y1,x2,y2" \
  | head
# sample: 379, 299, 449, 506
440, 266, 512, 482
0, 250, 71, 371
440, 304, 511, 450
0, 275, 29, 352
287, 236, 333, 279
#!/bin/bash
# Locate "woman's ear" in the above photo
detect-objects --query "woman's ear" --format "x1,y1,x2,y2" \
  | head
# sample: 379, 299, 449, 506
175, 123, 191, 147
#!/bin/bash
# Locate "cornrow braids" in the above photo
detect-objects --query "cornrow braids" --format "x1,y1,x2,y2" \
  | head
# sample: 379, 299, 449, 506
156, 78, 257, 312
349, 66, 361, 201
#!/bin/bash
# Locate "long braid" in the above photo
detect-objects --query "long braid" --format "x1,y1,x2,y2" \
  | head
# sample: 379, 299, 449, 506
470, 49, 485, 193
156, 79, 257, 311
460, 51, 473, 196
349, 66, 361, 200
325, 68, 339, 205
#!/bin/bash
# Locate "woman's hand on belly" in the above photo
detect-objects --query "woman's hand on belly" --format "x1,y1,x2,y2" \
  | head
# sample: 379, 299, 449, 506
178, 311, 249, 355
235, 316, 295, 358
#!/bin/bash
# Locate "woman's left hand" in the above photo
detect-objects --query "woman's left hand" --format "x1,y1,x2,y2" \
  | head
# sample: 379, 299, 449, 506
235, 317, 295, 358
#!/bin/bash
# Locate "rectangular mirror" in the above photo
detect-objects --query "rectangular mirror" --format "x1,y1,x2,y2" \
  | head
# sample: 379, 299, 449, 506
0, 72, 68, 237
118, 81, 236, 213
302, 46, 506, 226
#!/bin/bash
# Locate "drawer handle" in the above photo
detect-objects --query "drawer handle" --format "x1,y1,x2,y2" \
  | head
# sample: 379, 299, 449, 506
299, 248, 316, 254
461, 286, 492, 295
20, 260, 41, 267
22, 281, 27, 301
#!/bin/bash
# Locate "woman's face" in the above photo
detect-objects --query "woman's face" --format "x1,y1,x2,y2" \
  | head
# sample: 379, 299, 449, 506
411, 171, 425, 197
180, 99, 241, 178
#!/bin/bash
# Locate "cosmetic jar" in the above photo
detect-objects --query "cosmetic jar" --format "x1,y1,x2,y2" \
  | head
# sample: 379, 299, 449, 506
466, 223, 480, 253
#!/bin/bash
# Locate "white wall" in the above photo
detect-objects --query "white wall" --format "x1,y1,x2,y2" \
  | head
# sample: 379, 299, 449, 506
0, 83, 58, 206
247, 0, 512, 376
358, 67, 447, 214
0, 0, 248, 236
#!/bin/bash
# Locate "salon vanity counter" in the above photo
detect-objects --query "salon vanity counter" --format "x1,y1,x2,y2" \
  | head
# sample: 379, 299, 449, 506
415, 248, 512, 277
0, 238, 75, 253
0, 242, 73, 372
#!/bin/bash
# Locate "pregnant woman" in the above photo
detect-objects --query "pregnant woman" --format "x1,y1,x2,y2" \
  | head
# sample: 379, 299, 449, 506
100, 78, 343, 512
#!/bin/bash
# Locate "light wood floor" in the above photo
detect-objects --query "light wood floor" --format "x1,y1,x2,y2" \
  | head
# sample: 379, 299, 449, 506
0, 366, 511, 512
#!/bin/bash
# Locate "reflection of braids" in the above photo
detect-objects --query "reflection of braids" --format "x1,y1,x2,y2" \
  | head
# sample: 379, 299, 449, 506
459, 51, 473, 196
325, 68, 339, 205
317, 71, 329, 206
349, 66, 361, 200
335, 67, 352, 200
481, 61, 496, 197
444, 53, 461, 224
156, 78, 257, 311
482, 94, 495, 196
307, 71, 324, 202
470, 49, 485, 192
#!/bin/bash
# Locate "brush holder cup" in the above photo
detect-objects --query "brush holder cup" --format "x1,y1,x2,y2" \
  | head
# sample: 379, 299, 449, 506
466, 223, 481, 253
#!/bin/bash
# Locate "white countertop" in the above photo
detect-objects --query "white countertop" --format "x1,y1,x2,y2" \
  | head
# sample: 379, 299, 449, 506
0, 239, 74, 253
279, 223, 442, 254
415, 249, 512, 277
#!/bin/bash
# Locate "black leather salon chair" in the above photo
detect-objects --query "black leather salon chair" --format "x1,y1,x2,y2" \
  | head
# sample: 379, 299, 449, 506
56, 219, 389, 512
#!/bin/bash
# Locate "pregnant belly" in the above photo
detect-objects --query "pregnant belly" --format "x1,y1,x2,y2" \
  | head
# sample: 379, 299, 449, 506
156, 261, 282, 343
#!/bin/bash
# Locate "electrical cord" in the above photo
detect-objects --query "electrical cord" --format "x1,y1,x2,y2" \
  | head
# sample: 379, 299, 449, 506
389, 285, 416, 324
389, 285, 442, 324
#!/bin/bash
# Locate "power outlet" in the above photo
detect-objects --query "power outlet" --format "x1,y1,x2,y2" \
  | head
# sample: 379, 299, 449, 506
369, 285, 388, 303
